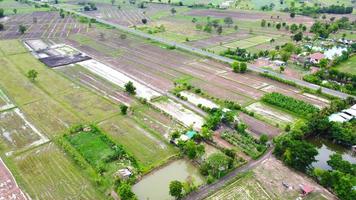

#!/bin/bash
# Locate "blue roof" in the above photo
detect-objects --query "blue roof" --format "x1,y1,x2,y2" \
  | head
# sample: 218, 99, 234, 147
186, 130, 197, 139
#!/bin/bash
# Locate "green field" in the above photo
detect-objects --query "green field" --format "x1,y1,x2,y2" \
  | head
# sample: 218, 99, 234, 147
100, 115, 178, 172
0, 0, 50, 15
6, 143, 105, 200
210, 35, 272, 53
335, 55, 356, 75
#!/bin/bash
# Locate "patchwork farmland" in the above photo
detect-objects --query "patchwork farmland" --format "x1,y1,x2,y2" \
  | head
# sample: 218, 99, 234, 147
0, 0, 353, 200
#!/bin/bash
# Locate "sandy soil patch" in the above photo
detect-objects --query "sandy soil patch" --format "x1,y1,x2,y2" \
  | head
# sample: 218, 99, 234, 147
78, 59, 161, 100
246, 102, 296, 125
152, 99, 204, 130
180, 91, 219, 109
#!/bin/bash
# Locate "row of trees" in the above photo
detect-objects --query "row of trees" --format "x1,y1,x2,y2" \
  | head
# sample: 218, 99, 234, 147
310, 17, 352, 38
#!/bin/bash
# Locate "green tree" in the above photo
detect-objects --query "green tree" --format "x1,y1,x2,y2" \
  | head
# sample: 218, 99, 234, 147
27, 69, 38, 82
319, 58, 328, 68
259, 134, 268, 145
223, 17, 233, 27
170, 8, 177, 15
0, 23, 4, 31
216, 25, 223, 35
327, 154, 356, 175
276, 23, 281, 30
169, 180, 183, 199
120, 104, 128, 115
13, 8, 17, 14
204, 152, 231, 178
239, 62, 247, 73
293, 31, 303, 42
124, 81, 136, 95
117, 183, 136, 200
231, 61, 240, 73
261, 19, 266, 27
19, 25, 27, 34
290, 12, 295, 18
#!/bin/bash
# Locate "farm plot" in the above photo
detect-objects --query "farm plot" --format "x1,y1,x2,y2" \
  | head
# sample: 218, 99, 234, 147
221, 131, 267, 159
84, 3, 148, 27
246, 102, 296, 127
261, 85, 329, 108
210, 35, 272, 53
0, 89, 15, 111
0, 108, 48, 154
56, 64, 134, 106
132, 105, 183, 138
253, 157, 335, 200
0, 158, 28, 200
186, 9, 315, 26
11, 143, 105, 200
63, 125, 135, 177
205, 172, 273, 200
0, 12, 88, 40
78, 59, 162, 100
0, 0, 49, 15
99, 115, 178, 171
60, 27, 327, 108
238, 112, 280, 138
152, 98, 204, 130
187, 30, 251, 48
179, 91, 219, 109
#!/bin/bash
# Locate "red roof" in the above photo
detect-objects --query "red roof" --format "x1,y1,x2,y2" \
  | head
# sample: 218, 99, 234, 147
309, 53, 325, 60
300, 184, 314, 194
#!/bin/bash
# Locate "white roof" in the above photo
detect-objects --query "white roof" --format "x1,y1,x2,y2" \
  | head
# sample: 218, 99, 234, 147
343, 109, 356, 117
179, 134, 189, 141
351, 104, 356, 110
339, 113, 353, 120
329, 113, 347, 123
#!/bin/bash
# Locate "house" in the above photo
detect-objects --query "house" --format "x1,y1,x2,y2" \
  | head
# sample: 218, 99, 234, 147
329, 113, 348, 123
300, 184, 314, 196
115, 168, 132, 179
173, 130, 197, 144
343, 109, 356, 118
273, 60, 286, 66
309, 53, 325, 64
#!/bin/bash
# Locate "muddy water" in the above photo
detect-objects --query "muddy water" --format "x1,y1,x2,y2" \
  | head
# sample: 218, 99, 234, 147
308, 138, 356, 170
132, 159, 204, 200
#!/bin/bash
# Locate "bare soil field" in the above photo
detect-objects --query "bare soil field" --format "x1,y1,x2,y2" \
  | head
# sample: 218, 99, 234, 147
0, 158, 28, 200
254, 157, 336, 200
206, 156, 335, 200
54, 29, 329, 108
56, 64, 135, 106
187, 9, 315, 26
84, 3, 173, 27
238, 112, 281, 138
246, 102, 296, 127
0, 12, 88, 39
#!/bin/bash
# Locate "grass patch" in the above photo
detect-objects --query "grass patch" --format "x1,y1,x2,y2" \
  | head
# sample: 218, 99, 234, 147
99, 115, 178, 172
334, 55, 356, 75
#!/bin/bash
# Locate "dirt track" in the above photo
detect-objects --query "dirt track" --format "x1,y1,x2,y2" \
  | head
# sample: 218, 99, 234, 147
0, 158, 28, 200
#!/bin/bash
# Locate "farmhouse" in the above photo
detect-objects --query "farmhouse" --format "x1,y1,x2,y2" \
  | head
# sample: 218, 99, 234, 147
308, 53, 325, 64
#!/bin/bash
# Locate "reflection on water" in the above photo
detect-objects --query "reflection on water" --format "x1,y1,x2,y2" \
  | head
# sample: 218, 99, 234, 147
132, 159, 204, 200
308, 138, 356, 170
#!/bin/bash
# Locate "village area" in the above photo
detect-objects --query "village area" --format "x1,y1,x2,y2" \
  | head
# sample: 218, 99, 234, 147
0, 0, 355, 200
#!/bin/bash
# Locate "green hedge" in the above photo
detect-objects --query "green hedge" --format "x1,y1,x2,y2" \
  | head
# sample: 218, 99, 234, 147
262, 92, 319, 117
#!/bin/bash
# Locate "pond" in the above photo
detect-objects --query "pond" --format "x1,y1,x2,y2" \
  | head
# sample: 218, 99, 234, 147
308, 138, 356, 170
132, 159, 205, 200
